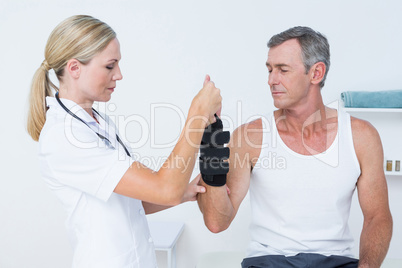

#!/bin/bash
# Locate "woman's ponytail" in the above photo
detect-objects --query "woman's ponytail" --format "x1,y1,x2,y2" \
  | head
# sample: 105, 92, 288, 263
26, 61, 56, 141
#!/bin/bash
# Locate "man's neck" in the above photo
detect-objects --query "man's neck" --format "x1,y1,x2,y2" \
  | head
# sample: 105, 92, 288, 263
274, 90, 333, 134
274, 104, 338, 156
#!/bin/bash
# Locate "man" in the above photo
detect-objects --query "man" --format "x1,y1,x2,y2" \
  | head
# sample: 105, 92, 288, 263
197, 26, 392, 268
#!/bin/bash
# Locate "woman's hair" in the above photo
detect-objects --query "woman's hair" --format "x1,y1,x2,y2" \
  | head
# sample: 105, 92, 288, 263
268, 26, 330, 88
27, 15, 116, 141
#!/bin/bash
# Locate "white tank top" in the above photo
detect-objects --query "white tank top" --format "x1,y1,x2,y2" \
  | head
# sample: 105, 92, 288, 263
246, 110, 361, 258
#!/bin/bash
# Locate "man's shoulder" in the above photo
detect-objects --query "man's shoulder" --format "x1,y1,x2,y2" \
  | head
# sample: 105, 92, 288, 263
350, 116, 380, 140
233, 118, 263, 140
350, 116, 382, 157
240, 118, 264, 131
235, 112, 273, 133
230, 116, 271, 157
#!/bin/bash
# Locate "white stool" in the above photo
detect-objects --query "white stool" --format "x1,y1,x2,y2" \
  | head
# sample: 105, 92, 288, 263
196, 251, 244, 268
148, 221, 184, 268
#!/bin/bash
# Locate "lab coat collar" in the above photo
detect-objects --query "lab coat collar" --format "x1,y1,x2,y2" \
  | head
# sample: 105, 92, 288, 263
46, 96, 98, 125
46, 96, 118, 149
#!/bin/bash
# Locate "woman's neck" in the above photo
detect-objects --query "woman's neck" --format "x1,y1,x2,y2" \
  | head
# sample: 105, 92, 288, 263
58, 87, 95, 119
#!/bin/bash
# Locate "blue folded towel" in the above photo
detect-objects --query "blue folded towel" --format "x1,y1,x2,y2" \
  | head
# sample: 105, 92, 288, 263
341, 90, 402, 108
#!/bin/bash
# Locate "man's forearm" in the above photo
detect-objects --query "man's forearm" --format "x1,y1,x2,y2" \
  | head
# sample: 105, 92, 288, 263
358, 215, 392, 267
197, 182, 234, 233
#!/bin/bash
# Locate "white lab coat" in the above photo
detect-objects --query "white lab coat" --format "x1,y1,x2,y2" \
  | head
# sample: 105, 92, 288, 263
39, 97, 157, 268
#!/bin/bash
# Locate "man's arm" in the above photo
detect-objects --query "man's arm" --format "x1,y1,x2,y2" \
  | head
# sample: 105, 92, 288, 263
352, 117, 393, 268
197, 119, 262, 233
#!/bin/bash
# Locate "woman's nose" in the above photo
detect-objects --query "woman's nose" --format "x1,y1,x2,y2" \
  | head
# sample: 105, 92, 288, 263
113, 66, 123, 80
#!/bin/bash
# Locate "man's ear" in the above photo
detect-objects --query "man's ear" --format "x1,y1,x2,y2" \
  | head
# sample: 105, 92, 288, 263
66, 59, 81, 79
310, 62, 326, 86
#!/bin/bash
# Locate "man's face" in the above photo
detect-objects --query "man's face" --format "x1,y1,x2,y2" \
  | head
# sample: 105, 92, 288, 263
266, 39, 312, 109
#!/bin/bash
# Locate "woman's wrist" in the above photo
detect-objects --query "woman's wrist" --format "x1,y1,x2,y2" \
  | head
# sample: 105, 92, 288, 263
188, 98, 210, 128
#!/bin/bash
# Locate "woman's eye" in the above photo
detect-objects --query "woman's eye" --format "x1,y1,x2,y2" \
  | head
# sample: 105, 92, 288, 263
106, 65, 114, 70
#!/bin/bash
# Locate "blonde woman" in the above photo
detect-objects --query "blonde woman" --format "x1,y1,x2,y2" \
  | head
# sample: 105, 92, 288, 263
27, 15, 221, 267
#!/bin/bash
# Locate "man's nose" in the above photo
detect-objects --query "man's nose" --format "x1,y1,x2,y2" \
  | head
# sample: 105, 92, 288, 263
268, 71, 279, 87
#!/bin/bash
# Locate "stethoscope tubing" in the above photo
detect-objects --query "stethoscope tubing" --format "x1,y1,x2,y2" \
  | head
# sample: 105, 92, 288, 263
55, 92, 131, 157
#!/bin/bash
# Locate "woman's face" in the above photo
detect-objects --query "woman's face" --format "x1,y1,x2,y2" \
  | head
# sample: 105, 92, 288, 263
77, 38, 123, 104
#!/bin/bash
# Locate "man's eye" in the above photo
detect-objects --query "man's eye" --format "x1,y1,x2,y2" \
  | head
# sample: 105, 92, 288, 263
281, 69, 288, 73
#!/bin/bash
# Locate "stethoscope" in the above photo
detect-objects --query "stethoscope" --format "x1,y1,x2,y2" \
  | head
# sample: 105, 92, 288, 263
55, 91, 131, 157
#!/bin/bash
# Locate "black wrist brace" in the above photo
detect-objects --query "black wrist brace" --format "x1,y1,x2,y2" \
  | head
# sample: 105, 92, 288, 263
199, 115, 230, 186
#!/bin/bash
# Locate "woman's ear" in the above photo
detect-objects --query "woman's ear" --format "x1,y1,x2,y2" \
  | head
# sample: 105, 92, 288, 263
66, 59, 81, 79
310, 62, 326, 86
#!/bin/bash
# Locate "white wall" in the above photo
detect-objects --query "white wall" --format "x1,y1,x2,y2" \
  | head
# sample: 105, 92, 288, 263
1, 0, 401, 267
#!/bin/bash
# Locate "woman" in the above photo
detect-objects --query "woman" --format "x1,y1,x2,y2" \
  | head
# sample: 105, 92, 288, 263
27, 15, 221, 267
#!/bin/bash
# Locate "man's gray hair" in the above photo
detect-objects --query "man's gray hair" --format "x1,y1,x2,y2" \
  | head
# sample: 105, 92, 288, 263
268, 26, 330, 88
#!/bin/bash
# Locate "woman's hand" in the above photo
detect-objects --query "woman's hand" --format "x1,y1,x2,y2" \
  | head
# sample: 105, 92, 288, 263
191, 75, 222, 126
181, 174, 231, 203
181, 174, 206, 203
